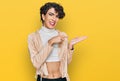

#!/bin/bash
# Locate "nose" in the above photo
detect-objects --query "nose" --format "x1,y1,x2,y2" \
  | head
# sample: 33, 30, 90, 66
52, 17, 56, 21
52, 16, 57, 21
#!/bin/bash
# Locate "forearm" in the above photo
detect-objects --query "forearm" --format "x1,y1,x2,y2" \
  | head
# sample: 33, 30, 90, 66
28, 36, 53, 69
67, 43, 74, 64
30, 42, 53, 69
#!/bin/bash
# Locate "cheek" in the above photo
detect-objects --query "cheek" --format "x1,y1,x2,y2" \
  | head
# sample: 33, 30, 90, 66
44, 15, 50, 20
44, 18, 49, 24
56, 19, 59, 22
55, 17, 59, 21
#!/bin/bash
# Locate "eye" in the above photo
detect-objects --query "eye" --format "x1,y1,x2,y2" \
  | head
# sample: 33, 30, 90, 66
48, 13, 54, 16
56, 15, 59, 18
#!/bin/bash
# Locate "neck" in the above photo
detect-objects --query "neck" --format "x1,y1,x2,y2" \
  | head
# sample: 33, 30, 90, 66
41, 26, 55, 33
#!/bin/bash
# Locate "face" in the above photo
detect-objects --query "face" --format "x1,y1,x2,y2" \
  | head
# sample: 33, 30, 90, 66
42, 8, 59, 29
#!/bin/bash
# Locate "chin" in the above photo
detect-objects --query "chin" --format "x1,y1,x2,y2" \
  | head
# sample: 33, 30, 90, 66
48, 26, 56, 29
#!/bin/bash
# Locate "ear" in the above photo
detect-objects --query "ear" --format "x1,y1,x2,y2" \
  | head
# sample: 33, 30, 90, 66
42, 14, 45, 21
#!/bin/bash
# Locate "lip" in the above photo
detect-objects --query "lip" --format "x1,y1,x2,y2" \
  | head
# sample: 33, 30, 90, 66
49, 21, 56, 26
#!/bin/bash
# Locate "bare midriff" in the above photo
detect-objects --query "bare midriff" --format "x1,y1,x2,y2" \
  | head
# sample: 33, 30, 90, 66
42, 61, 61, 79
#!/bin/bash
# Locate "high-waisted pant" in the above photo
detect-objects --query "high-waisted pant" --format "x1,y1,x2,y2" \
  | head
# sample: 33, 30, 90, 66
37, 75, 67, 81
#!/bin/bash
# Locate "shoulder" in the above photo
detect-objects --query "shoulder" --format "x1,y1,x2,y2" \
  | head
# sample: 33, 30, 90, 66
28, 30, 40, 41
28, 32, 36, 40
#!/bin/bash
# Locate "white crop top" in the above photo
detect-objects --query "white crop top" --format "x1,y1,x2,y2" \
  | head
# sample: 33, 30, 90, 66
39, 26, 60, 62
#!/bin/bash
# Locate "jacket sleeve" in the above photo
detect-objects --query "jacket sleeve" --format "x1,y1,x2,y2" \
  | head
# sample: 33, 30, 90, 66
28, 34, 53, 69
61, 32, 74, 64
67, 48, 74, 64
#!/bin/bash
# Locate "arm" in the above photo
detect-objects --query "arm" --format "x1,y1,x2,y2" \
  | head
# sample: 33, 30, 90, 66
67, 43, 74, 64
28, 35, 53, 69
67, 36, 87, 64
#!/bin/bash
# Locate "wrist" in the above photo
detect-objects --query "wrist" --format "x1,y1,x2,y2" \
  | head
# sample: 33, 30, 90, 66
69, 43, 74, 50
48, 39, 54, 46
71, 47, 74, 50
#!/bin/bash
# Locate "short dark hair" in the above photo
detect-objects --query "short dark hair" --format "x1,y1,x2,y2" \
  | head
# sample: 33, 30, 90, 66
40, 2, 65, 23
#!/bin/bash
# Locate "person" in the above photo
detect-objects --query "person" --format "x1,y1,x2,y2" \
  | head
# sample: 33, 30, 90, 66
28, 2, 87, 81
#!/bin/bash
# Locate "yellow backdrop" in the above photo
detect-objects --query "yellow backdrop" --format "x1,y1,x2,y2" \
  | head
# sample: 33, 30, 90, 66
0, 0, 120, 81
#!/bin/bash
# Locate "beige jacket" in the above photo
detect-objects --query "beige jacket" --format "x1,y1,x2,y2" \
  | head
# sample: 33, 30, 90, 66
28, 30, 74, 81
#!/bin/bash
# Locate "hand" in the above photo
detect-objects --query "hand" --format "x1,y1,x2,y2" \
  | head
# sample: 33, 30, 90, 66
48, 34, 68, 45
69, 36, 88, 49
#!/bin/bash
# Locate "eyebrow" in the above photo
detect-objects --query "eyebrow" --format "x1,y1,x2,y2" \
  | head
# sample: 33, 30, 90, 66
48, 12, 55, 14
48, 12, 58, 15
48, 12, 54, 14
48, 12, 59, 17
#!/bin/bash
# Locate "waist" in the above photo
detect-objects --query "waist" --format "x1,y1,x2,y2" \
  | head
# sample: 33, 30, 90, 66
42, 73, 62, 79
37, 75, 67, 81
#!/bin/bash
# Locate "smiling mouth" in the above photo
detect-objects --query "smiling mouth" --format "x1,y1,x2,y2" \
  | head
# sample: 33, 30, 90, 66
49, 21, 56, 26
